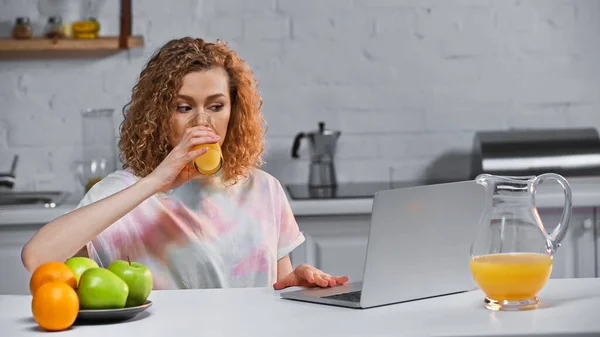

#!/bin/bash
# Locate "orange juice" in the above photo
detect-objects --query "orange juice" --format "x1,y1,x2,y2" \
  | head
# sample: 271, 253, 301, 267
191, 142, 222, 175
469, 253, 552, 302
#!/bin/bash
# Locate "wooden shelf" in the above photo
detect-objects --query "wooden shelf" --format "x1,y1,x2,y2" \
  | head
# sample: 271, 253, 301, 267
0, 36, 144, 59
0, 0, 141, 60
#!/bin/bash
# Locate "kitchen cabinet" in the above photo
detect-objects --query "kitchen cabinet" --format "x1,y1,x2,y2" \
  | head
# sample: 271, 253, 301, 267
290, 214, 371, 282
0, 224, 42, 295
538, 207, 597, 279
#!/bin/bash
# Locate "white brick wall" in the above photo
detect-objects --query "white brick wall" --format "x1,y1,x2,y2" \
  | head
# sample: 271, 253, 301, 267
1, 0, 600, 196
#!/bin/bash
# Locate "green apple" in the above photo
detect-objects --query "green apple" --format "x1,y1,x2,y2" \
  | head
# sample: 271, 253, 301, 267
64, 257, 99, 286
108, 258, 153, 307
77, 267, 129, 310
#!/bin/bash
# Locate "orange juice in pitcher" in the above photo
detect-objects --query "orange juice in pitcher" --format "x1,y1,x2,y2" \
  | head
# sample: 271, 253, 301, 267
470, 173, 572, 311
469, 253, 553, 302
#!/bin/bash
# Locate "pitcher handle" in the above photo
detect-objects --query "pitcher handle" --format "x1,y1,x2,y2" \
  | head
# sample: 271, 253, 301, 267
532, 173, 573, 252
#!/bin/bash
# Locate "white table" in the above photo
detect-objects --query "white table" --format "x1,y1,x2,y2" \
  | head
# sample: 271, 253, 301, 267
1, 278, 600, 336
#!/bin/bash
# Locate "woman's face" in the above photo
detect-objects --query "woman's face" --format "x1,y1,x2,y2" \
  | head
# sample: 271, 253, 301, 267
170, 67, 231, 147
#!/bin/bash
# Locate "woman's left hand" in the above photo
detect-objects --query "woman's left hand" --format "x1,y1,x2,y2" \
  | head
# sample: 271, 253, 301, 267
272, 264, 349, 290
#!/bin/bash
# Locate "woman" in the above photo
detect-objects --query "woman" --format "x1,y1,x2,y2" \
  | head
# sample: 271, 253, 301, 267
21, 37, 349, 290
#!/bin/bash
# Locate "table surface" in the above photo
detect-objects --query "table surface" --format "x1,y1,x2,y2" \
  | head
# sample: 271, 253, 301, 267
1, 278, 600, 337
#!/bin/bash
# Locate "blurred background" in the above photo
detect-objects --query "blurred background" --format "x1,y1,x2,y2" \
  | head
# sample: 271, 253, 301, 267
2, 0, 600, 294
2, 0, 599, 194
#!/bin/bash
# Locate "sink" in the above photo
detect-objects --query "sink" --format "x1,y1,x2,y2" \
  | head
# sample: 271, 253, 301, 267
0, 191, 69, 208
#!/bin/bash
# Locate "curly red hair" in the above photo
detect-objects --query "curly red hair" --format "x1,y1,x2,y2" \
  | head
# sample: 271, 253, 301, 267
119, 37, 266, 184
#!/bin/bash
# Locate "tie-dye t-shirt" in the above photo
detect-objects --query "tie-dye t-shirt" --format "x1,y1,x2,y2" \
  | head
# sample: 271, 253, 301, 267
76, 168, 305, 289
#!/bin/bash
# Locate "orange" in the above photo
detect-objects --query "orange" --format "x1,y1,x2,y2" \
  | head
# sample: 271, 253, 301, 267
31, 281, 79, 331
30, 261, 77, 295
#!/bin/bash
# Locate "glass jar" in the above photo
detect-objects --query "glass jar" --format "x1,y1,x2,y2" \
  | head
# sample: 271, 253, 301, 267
75, 108, 117, 192
72, 18, 100, 39
12, 17, 32, 40
44, 16, 65, 39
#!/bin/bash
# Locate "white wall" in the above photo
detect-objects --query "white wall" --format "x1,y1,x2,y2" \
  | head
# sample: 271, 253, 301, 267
1, 0, 600, 196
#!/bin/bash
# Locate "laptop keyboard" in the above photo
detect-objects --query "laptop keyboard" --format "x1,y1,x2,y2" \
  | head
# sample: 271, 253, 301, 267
321, 290, 362, 302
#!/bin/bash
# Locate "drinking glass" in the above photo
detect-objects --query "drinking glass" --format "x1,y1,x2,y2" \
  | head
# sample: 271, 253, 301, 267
185, 112, 222, 176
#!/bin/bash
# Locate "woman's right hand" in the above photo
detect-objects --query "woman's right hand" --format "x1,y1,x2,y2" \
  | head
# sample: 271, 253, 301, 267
144, 126, 220, 193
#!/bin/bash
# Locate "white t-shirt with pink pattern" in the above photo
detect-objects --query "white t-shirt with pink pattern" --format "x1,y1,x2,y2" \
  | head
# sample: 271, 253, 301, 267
77, 168, 305, 290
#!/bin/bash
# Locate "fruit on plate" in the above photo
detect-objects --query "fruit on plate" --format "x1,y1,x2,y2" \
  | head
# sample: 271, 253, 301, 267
64, 257, 99, 286
108, 258, 153, 307
30, 261, 77, 295
77, 267, 129, 310
32, 281, 79, 331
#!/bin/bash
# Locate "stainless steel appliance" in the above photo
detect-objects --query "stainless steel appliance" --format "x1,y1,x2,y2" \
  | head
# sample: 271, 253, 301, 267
291, 122, 341, 187
470, 128, 600, 179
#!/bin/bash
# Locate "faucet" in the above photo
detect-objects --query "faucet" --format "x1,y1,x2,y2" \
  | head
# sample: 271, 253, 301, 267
0, 154, 18, 190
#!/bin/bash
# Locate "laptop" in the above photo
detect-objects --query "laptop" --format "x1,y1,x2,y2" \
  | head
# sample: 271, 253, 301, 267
280, 180, 485, 309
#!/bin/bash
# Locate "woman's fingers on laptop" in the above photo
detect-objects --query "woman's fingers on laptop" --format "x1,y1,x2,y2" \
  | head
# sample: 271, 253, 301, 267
329, 275, 349, 286
307, 270, 349, 288
288, 264, 350, 288
313, 273, 329, 287
316, 274, 349, 287
308, 268, 350, 287
306, 270, 316, 283
320, 274, 334, 287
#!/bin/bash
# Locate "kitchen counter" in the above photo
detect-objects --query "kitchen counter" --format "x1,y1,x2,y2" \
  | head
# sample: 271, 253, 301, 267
0, 195, 375, 226
0, 204, 76, 226
289, 175, 600, 216
2, 175, 600, 226
1, 278, 600, 336
0, 198, 374, 226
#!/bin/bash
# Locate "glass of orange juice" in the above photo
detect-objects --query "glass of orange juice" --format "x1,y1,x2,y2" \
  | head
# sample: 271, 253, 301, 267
470, 173, 572, 311
184, 112, 223, 176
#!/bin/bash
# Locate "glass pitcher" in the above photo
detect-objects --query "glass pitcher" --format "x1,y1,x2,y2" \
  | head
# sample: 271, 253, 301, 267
185, 112, 223, 176
469, 173, 572, 311
75, 108, 117, 192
